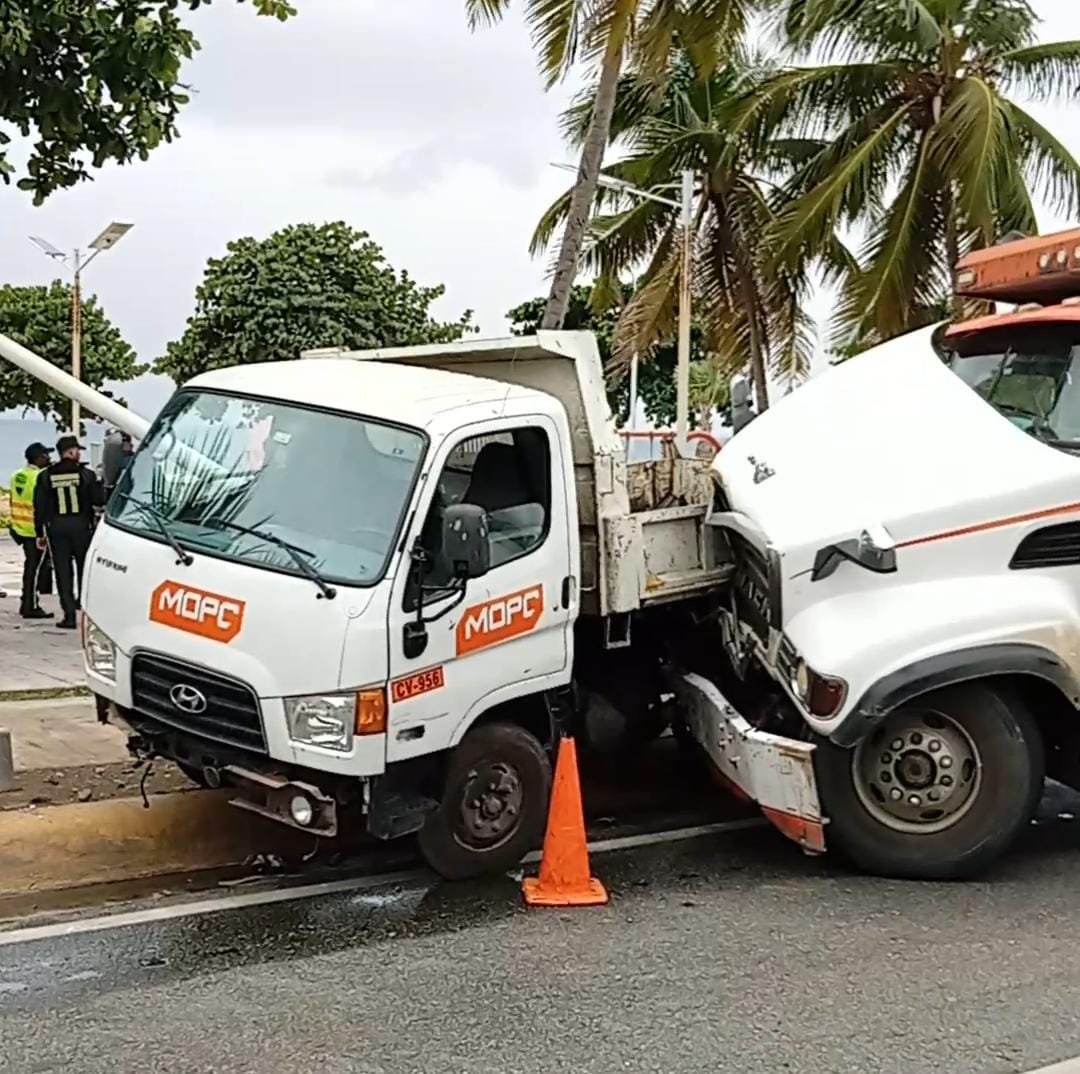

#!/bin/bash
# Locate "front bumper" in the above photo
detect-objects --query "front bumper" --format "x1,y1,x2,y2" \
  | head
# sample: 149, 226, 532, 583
672, 672, 826, 853
87, 646, 387, 778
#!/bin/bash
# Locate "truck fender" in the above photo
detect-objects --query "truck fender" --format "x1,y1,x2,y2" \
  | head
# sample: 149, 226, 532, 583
830, 642, 1080, 748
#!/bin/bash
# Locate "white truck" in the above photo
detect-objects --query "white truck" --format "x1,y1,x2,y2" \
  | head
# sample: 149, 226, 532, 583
4, 227, 1078, 881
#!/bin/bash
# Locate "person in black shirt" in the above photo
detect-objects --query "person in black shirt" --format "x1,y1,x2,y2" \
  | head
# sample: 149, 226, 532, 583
34, 435, 104, 629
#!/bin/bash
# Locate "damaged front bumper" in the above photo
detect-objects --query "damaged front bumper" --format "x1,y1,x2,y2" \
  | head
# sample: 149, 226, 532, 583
672, 672, 827, 854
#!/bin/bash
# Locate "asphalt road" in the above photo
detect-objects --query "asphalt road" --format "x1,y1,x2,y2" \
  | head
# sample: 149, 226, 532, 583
3, 786, 1080, 1074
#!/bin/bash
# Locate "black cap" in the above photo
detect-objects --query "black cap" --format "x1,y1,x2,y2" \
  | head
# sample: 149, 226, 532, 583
24, 442, 50, 463
56, 435, 85, 454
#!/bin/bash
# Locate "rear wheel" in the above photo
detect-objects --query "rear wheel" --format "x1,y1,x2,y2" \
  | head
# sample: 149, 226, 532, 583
816, 682, 1043, 879
418, 722, 552, 880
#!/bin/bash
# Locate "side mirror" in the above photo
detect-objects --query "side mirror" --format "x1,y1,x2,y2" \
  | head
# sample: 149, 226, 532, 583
442, 503, 490, 580
729, 373, 756, 434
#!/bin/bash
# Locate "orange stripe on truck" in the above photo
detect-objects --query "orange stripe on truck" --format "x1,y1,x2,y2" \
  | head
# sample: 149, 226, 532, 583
897, 501, 1080, 549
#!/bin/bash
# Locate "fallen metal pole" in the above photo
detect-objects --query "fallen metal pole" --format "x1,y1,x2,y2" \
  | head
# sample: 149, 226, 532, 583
0, 330, 150, 440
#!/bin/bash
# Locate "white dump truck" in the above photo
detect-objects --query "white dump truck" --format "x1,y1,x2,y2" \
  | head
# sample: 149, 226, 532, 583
5, 227, 1080, 880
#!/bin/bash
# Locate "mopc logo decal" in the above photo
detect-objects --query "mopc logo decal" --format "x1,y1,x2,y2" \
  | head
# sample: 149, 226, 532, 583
149, 581, 246, 643
391, 665, 445, 704
456, 585, 543, 656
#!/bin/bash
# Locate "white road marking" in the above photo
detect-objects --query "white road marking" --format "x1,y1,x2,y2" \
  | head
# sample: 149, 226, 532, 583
0, 817, 763, 948
1019, 1060, 1080, 1074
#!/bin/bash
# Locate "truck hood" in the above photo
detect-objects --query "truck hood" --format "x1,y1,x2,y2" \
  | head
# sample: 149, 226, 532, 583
714, 324, 1080, 564
84, 522, 385, 698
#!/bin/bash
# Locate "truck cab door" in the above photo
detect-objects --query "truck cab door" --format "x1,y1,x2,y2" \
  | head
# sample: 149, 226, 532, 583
385, 415, 575, 763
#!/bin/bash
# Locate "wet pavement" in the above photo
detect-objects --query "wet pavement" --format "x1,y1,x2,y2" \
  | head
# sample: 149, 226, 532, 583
2, 785, 1080, 1074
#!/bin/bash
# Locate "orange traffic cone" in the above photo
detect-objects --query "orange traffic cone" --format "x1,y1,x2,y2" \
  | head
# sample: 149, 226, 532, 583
522, 736, 608, 907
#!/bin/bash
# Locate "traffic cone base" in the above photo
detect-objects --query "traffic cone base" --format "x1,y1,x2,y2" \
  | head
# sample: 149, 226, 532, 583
522, 875, 608, 907
522, 736, 608, 908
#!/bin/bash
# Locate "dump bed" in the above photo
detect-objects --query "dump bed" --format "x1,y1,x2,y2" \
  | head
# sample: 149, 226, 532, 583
302, 332, 730, 619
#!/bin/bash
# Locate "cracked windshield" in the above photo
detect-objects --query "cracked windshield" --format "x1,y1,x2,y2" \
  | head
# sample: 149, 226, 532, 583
946, 326, 1080, 450
107, 391, 424, 585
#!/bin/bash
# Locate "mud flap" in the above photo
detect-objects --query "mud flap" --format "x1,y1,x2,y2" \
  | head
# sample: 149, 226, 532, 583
674, 672, 827, 853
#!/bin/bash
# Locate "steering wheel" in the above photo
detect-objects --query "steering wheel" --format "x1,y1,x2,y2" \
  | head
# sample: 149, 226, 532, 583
343, 525, 394, 553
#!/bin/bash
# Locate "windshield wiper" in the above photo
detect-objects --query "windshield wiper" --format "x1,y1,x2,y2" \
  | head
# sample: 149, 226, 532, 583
117, 492, 194, 566
207, 518, 337, 600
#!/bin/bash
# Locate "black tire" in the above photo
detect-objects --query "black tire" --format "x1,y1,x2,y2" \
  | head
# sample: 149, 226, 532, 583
418, 722, 552, 880
816, 682, 1044, 880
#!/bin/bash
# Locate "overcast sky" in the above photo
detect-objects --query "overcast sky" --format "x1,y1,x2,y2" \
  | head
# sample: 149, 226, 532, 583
1, 0, 1077, 422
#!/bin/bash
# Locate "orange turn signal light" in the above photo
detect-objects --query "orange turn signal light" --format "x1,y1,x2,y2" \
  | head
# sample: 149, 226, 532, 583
355, 689, 387, 736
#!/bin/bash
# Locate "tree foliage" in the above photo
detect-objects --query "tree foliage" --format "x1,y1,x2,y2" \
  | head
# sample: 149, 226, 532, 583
157, 222, 475, 384
465, 0, 750, 330
752, 0, 1080, 346
506, 283, 714, 427
0, 281, 144, 425
538, 53, 834, 410
0, 0, 294, 203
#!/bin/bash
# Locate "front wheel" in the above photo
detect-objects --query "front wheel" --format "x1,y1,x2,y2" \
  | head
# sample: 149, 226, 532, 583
816, 682, 1044, 880
418, 722, 552, 880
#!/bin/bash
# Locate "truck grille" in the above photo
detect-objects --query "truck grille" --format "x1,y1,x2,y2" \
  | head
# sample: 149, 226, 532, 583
728, 530, 771, 642
130, 653, 266, 754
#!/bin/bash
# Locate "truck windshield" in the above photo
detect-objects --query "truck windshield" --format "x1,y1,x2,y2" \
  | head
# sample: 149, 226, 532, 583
107, 389, 426, 587
944, 324, 1080, 453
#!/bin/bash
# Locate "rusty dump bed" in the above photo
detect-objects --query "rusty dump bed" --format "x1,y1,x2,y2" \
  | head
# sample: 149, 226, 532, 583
954, 228, 1080, 306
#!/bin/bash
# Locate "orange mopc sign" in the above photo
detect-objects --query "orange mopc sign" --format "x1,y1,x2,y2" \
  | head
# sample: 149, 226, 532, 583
456, 584, 544, 656
391, 665, 445, 704
149, 580, 246, 643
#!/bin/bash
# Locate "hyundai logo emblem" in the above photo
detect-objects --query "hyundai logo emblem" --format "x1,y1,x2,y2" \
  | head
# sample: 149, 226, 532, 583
169, 683, 208, 714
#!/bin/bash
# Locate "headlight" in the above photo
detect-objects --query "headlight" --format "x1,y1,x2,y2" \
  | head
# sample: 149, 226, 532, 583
83, 619, 116, 681
284, 694, 356, 752
793, 659, 810, 700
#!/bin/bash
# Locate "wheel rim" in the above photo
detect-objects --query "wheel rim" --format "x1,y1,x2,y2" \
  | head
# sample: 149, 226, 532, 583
851, 707, 982, 834
454, 760, 525, 850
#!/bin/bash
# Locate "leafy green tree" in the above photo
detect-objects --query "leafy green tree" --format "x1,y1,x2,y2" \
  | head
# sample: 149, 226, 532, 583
0, 0, 294, 203
0, 281, 144, 423
751, 0, 1080, 346
537, 54, 842, 410
506, 283, 713, 427
466, 0, 750, 330
157, 222, 475, 384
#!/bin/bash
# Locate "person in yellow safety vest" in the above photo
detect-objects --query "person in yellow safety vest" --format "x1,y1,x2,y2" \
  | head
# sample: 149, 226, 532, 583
8, 442, 55, 620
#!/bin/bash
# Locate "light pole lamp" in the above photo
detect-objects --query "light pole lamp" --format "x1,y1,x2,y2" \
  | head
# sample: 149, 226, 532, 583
29, 221, 133, 435
553, 164, 696, 454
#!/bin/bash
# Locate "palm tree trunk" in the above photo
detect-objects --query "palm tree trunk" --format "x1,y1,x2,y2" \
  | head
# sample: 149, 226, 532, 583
734, 256, 770, 412
541, 5, 632, 330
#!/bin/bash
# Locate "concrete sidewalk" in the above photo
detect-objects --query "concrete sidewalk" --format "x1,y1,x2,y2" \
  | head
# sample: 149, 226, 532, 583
0, 540, 86, 697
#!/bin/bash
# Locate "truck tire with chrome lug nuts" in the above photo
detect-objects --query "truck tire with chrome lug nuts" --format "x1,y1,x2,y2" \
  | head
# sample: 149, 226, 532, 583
418, 722, 552, 880
815, 682, 1044, 879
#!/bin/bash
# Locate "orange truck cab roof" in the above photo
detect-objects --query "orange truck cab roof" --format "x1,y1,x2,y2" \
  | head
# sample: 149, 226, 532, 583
947, 227, 1080, 340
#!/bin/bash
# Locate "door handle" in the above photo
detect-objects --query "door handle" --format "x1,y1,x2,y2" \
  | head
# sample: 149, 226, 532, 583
560, 575, 574, 609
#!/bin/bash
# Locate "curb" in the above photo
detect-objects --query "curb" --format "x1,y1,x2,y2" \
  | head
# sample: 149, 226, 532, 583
0, 686, 91, 703
0, 790, 329, 897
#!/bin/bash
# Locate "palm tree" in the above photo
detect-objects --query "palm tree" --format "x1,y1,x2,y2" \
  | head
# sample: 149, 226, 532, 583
533, 54, 848, 409
465, 0, 751, 331
747, 0, 1080, 348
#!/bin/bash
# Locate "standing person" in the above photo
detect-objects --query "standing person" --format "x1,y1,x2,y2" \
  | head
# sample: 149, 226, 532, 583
34, 435, 103, 630
8, 442, 54, 620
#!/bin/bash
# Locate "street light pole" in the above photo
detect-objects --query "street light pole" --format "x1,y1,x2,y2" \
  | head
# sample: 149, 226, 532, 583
551, 164, 696, 455
674, 169, 694, 456
29, 222, 133, 435
71, 250, 83, 436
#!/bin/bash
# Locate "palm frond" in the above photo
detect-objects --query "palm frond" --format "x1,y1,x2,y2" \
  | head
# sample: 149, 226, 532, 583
770, 102, 913, 265
1006, 100, 1080, 222
464, 0, 510, 30
837, 130, 944, 343
930, 76, 1007, 238
996, 40, 1080, 102
609, 239, 681, 377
